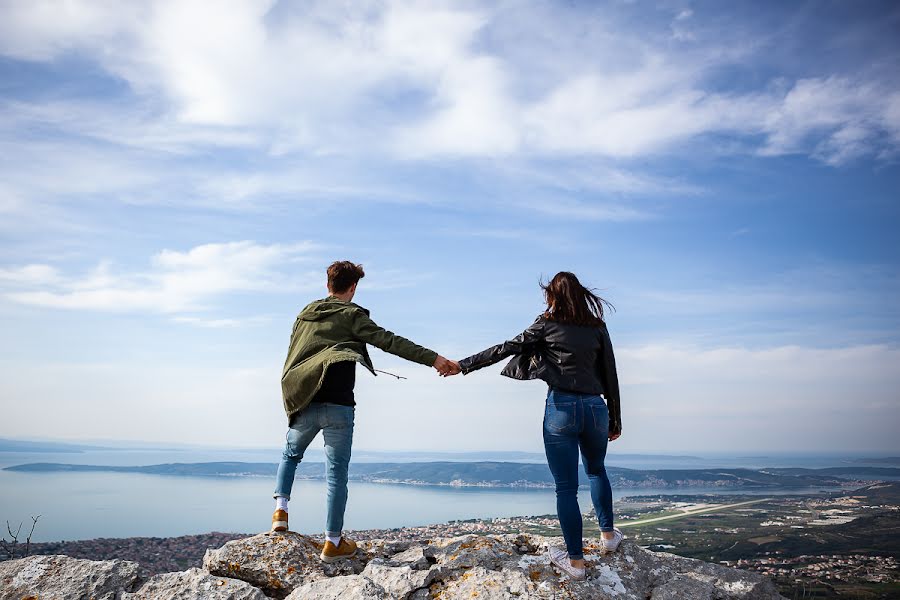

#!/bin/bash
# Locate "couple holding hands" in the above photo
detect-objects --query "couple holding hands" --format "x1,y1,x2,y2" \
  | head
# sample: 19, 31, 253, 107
272, 261, 623, 580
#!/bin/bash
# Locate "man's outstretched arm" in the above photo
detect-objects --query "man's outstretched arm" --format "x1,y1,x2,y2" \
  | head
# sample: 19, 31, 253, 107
351, 311, 454, 373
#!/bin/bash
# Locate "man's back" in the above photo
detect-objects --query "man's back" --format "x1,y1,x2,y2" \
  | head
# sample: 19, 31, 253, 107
281, 296, 439, 420
281, 297, 371, 420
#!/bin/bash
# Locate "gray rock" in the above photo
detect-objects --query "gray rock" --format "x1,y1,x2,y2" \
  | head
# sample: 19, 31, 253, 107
285, 574, 388, 599
429, 565, 541, 599
0, 554, 143, 600
122, 567, 267, 600
361, 561, 438, 599
202, 531, 368, 599
586, 537, 785, 600
651, 574, 717, 600
1, 531, 786, 600
325, 533, 784, 600
428, 534, 519, 571
387, 546, 434, 570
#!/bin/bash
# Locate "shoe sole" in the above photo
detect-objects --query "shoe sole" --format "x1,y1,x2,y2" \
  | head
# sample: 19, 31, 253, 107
271, 522, 288, 532
320, 548, 357, 563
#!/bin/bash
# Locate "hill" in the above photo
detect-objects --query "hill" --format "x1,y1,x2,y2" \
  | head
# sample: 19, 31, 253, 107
5, 460, 883, 489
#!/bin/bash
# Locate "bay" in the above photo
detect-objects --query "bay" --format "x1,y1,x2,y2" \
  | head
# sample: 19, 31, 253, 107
1, 468, 830, 544
0, 448, 864, 543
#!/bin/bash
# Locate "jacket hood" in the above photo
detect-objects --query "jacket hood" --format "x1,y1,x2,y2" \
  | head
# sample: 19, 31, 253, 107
297, 297, 362, 321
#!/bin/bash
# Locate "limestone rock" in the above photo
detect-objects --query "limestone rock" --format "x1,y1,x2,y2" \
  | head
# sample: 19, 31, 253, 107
122, 567, 267, 599
202, 531, 368, 599
651, 574, 717, 600
430, 534, 518, 571
284, 532, 784, 599
385, 546, 434, 570
0, 554, 143, 600
285, 574, 389, 599
309, 533, 784, 600
429, 565, 540, 599
0, 531, 787, 600
360, 561, 439, 599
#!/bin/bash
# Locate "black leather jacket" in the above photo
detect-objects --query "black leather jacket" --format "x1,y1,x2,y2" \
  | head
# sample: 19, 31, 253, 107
458, 316, 621, 434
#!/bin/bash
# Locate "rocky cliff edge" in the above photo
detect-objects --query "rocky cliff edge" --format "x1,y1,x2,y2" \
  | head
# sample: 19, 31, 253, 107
0, 531, 787, 599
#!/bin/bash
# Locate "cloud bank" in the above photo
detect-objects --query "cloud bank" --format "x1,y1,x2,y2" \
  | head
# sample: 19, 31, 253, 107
1, 0, 898, 164
0, 241, 319, 315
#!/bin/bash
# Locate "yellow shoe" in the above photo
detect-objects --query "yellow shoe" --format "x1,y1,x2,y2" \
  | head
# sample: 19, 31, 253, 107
271, 509, 288, 532
320, 537, 357, 562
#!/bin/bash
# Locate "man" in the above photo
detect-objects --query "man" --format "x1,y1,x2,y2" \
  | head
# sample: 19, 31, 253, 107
271, 260, 458, 562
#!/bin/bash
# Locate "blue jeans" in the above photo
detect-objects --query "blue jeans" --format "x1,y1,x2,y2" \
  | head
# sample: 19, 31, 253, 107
543, 387, 614, 560
273, 403, 355, 537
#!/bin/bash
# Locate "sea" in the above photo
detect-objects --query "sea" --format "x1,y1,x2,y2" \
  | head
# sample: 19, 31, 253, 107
0, 447, 884, 543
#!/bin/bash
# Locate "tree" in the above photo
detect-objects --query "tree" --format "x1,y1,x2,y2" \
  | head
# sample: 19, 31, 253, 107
1, 515, 41, 560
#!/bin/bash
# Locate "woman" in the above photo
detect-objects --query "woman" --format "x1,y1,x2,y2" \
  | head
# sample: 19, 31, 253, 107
456, 271, 623, 580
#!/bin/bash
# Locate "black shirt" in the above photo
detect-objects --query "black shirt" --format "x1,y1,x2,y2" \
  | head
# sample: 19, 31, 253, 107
310, 361, 357, 407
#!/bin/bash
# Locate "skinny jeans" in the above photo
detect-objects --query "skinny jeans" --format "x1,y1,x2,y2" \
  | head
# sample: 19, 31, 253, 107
543, 387, 614, 560
273, 403, 354, 537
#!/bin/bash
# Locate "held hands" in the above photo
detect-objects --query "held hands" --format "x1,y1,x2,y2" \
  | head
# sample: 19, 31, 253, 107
433, 355, 461, 377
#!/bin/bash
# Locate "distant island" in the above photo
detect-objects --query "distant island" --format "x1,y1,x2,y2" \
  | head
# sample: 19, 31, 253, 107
6, 461, 893, 489
0, 439, 112, 454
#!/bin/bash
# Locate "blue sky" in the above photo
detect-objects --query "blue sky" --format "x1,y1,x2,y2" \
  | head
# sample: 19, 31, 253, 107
0, 0, 898, 454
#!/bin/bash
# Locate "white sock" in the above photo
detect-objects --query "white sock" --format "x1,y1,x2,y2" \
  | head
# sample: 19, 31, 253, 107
326, 534, 342, 546
275, 497, 288, 512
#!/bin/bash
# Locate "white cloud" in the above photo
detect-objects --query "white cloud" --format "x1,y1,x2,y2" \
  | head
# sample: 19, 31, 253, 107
760, 77, 900, 165
1, 240, 320, 314
0, 264, 64, 286
1, 1, 898, 164
0, 100, 262, 154
0, 0, 142, 61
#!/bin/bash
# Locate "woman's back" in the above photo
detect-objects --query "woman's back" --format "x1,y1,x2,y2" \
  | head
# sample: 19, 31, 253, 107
540, 318, 606, 391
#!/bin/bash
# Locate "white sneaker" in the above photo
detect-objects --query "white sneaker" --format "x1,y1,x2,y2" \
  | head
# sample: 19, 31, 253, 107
600, 528, 624, 553
548, 546, 585, 581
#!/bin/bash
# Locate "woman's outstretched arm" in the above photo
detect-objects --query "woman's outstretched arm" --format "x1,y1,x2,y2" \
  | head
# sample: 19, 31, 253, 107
458, 317, 545, 374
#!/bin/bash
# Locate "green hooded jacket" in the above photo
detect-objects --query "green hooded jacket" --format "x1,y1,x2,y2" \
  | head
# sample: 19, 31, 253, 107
281, 296, 438, 420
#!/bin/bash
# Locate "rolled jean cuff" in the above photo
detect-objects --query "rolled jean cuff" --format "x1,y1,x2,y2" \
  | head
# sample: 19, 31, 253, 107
568, 552, 584, 560
273, 492, 290, 500
600, 526, 614, 532
326, 531, 342, 538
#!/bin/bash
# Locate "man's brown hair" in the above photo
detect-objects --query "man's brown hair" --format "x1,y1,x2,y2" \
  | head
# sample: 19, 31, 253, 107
327, 261, 365, 294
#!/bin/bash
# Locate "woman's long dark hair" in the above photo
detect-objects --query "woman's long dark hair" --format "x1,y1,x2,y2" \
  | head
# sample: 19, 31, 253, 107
541, 272, 614, 326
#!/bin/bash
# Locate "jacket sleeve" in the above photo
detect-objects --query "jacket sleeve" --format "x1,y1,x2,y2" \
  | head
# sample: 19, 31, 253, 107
597, 323, 622, 434
351, 311, 438, 367
459, 318, 544, 375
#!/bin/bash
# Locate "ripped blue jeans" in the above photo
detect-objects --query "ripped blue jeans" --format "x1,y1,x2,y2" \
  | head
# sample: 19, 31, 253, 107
273, 403, 354, 537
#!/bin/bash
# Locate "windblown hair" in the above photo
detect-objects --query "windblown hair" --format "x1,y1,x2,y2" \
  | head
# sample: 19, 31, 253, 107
327, 261, 365, 293
541, 271, 614, 326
